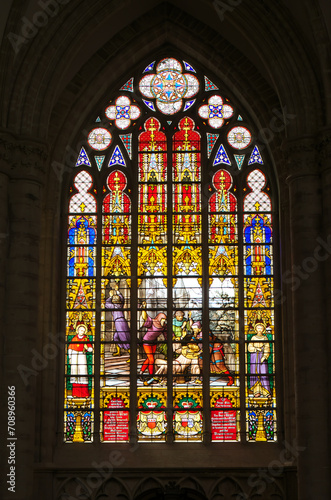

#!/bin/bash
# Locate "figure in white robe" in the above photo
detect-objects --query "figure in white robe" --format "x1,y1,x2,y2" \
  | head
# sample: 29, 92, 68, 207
68, 324, 93, 398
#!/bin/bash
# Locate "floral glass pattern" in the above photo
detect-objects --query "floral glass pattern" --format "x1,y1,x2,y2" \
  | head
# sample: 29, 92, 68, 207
198, 95, 233, 129
139, 58, 199, 115
105, 96, 141, 130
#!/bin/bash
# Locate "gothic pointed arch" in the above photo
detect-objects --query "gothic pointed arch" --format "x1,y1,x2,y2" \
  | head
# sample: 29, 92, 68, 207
64, 55, 278, 445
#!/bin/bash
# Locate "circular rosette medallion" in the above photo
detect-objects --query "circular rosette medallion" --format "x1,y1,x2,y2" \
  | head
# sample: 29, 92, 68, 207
88, 128, 112, 151
227, 126, 252, 150
139, 58, 199, 115
151, 72, 188, 102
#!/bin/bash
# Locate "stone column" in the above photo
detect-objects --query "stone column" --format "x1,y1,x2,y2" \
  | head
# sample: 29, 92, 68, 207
0, 133, 48, 500
0, 154, 10, 494
319, 129, 331, 485
0, 167, 9, 342
285, 137, 330, 499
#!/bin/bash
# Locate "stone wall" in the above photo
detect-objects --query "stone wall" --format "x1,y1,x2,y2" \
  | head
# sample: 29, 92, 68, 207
0, 1, 331, 499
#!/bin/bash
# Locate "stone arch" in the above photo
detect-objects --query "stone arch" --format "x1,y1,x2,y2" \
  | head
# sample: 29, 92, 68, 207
1, 1, 322, 140
35, 37, 272, 236
56, 475, 93, 500
42, 44, 282, 438
133, 481, 208, 500
133, 476, 164, 499
210, 477, 244, 499
176, 476, 207, 496
44, 25, 281, 150
43, 36, 284, 219
95, 476, 130, 500
249, 479, 284, 500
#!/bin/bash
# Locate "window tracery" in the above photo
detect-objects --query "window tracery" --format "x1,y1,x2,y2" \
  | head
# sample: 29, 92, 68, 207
64, 57, 276, 444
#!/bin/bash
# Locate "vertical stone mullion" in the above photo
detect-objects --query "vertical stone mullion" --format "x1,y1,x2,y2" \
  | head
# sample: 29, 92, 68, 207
286, 137, 330, 499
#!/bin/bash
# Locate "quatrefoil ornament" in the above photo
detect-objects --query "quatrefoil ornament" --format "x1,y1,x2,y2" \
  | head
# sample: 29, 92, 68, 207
139, 58, 199, 115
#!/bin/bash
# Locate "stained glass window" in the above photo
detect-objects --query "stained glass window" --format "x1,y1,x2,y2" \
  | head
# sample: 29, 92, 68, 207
100, 170, 131, 442
65, 170, 96, 442
65, 57, 277, 444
